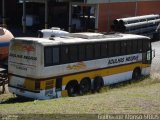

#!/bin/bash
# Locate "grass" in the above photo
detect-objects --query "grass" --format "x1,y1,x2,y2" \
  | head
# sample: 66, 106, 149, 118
0, 77, 160, 119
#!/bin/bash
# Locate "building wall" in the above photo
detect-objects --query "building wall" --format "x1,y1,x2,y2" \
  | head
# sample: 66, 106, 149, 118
0, 0, 21, 26
98, 1, 160, 32
137, 1, 160, 15
98, 2, 136, 32
98, 3, 108, 32
87, 0, 160, 4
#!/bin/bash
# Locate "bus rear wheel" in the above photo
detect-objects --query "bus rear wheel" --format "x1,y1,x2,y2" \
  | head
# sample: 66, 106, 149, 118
132, 68, 141, 80
80, 78, 91, 95
93, 76, 104, 92
66, 81, 79, 97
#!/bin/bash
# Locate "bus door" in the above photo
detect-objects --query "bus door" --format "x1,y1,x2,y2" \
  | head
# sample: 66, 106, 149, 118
55, 77, 62, 98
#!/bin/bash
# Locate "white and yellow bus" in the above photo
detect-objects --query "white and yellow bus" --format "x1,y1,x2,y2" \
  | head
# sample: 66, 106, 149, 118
8, 32, 154, 99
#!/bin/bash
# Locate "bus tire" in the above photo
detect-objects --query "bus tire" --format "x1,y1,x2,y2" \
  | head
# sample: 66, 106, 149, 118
80, 78, 91, 95
132, 68, 141, 80
93, 76, 104, 92
66, 80, 79, 97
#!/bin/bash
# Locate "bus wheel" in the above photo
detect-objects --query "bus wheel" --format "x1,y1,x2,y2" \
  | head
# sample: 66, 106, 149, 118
93, 76, 104, 92
80, 78, 91, 95
66, 81, 79, 97
132, 68, 141, 80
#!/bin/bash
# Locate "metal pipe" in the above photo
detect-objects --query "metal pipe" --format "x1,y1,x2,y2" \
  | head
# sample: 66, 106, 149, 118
119, 14, 159, 22
2, 0, 6, 28
113, 18, 160, 33
68, 2, 72, 32
95, 4, 99, 32
22, 0, 26, 33
125, 19, 160, 29
117, 14, 160, 25
45, 0, 48, 29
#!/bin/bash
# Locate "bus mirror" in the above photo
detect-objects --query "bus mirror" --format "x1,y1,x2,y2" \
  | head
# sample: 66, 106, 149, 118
152, 49, 155, 59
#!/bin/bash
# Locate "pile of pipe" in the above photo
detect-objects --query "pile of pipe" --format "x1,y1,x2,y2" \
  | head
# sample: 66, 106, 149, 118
111, 14, 160, 38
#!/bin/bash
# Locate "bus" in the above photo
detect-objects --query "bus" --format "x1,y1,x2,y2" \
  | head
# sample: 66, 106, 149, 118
8, 32, 154, 99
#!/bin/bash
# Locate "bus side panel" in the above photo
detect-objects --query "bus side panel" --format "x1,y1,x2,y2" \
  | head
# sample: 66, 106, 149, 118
62, 62, 146, 87
141, 64, 151, 76
40, 54, 142, 78
103, 71, 132, 85
8, 86, 51, 100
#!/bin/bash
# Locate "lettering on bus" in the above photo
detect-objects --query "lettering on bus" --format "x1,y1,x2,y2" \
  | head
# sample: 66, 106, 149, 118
9, 53, 37, 61
125, 55, 138, 62
108, 58, 124, 64
10, 63, 28, 71
16, 66, 27, 71
10, 43, 35, 52
108, 55, 139, 65
66, 62, 87, 70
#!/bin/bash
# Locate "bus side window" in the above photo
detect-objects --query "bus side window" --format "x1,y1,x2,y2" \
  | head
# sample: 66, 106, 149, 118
94, 43, 101, 59
126, 41, 132, 54
86, 44, 94, 60
101, 43, 108, 58
115, 41, 120, 56
78, 44, 85, 61
143, 39, 150, 52
44, 46, 53, 66
132, 40, 137, 53
61, 45, 69, 64
138, 40, 142, 52
108, 42, 114, 57
53, 47, 59, 65
70, 45, 78, 62
121, 41, 127, 55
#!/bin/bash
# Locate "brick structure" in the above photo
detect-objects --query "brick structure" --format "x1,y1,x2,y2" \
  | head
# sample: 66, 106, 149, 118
98, 1, 160, 32
1, 0, 160, 33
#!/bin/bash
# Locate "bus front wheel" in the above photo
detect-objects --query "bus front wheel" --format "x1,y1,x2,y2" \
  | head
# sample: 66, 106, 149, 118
132, 68, 141, 80
93, 76, 104, 92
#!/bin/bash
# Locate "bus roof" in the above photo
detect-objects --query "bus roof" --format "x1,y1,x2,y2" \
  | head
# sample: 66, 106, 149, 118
13, 33, 150, 46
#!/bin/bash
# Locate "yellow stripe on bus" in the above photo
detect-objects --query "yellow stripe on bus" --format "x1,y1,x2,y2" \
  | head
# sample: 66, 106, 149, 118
23, 63, 149, 90
62, 63, 149, 86
24, 79, 35, 90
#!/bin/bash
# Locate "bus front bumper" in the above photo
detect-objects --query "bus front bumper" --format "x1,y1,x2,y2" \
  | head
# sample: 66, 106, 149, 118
8, 85, 54, 100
